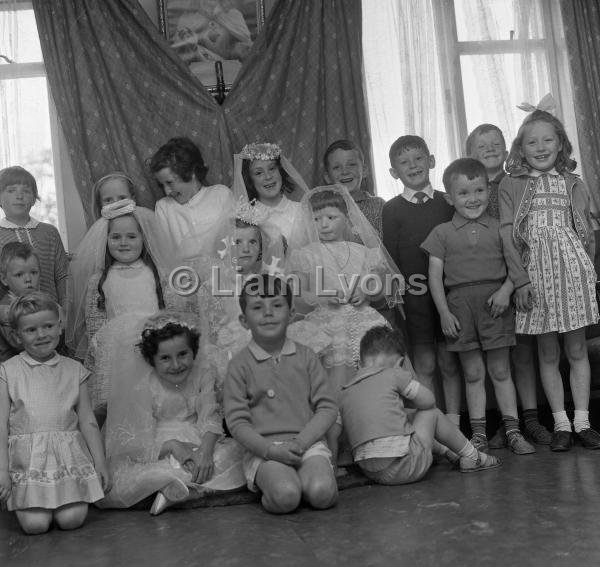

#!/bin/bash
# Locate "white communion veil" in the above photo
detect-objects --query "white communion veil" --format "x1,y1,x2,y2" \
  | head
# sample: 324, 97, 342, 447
287, 184, 405, 308
65, 199, 176, 359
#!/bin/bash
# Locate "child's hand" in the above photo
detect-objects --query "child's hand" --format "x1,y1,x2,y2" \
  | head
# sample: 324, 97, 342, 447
348, 287, 367, 307
189, 449, 214, 484
487, 288, 511, 318
440, 311, 461, 339
0, 469, 11, 501
95, 462, 112, 493
266, 442, 303, 466
514, 284, 534, 312
327, 290, 346, 307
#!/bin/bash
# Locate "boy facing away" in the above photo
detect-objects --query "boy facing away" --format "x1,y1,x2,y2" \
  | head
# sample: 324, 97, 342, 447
421, 158, 535, 455
340, 326, 500, 484
382, 135, 462, 426
0, 242, 41, 362
224, 274, 338, 514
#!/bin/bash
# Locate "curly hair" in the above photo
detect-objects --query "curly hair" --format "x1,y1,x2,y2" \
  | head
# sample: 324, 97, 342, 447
138, 322, 201, 366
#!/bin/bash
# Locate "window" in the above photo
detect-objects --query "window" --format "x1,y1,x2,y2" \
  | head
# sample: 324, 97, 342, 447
363, 0, 577, 200
0, 1, 70, 240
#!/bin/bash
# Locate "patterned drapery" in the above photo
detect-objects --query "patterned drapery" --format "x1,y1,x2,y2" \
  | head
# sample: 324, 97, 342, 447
32, 0, 370, 225
560, 0, 600, 212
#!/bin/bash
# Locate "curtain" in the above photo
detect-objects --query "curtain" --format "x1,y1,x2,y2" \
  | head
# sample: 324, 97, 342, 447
362, 0, 450, 199
32, 0, 370, 224
560, 0, 600, 213
32, 0, 226, 223
225, 0, 371, 192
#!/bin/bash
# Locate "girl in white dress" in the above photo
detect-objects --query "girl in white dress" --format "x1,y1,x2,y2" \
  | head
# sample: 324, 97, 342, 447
233, 142, 308, 242
100, 312, 244, 514
66, 200, 180, 422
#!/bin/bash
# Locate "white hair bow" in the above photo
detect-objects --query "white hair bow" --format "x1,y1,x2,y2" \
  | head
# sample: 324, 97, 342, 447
516, 93, 556, 114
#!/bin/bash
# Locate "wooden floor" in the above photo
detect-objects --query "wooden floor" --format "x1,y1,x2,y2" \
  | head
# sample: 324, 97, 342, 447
2, 442, 600, 566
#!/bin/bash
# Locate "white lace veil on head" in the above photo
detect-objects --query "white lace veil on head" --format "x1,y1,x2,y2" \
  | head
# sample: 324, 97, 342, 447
91, 171, 136, 221
231, 143, 309, 205
288, 184, 405, 307
66, 199, 177, 359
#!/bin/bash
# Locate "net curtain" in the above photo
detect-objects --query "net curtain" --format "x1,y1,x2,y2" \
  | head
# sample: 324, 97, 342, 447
32, 0, 371, 226
560, 0, 600, 216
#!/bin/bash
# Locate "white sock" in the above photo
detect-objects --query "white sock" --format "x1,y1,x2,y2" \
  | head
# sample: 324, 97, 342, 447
573, 410, 590, 433
552, 410, 572, 432
457, 440, 478, 462
446, 413, 461, 427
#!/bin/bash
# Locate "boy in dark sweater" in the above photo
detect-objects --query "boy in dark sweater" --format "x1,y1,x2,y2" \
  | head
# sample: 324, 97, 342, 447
382, 136, 462, 427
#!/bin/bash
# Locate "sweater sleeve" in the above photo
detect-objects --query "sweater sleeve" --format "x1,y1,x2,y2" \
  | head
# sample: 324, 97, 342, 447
295, 348, 338, 450
224, 354, 270, 458
499, 176, 530, 289
51, 226, 70, 309
381, 200, 397, 263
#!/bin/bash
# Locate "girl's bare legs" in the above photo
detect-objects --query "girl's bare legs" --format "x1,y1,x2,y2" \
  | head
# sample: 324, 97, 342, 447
537, 332, 565, 414
537, 331, 573, 451
53, 502, 88, 530
15, 508, 53, 535
563, 327, 591, 411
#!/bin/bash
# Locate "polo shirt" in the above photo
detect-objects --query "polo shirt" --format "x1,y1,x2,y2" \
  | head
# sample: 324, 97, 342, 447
420, 212, 507, 288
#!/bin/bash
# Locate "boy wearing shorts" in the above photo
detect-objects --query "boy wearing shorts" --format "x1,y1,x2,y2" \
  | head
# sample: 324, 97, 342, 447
340, 326, 500, 484
421, 158, 534, 455
224, 274, 338, 514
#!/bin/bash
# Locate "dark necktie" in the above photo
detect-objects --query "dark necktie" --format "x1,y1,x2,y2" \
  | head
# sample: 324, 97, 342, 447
414, 192, 426, 204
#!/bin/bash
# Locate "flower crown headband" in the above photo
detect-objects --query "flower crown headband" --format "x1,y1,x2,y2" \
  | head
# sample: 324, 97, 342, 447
141, 312, 197, 337
240, 142, 282, 161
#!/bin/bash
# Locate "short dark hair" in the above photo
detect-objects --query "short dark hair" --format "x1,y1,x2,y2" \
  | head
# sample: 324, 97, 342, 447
239, 274, 293, 314
360, 326, 406, 360
389, 135, 430, 164
442, 158, 488, 193
148, 137, 208, 185
0, 166, 39, 200
465, 124, 506, 156
323, 139, 365, 171
0, 242, 39, 277
138, 322, 201, 366
308, 187, 348, 215
9, 291, 60, 330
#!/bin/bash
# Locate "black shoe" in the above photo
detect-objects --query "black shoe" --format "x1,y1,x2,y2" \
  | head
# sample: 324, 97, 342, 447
550, 431, 572, 452
575, 428, 600, 449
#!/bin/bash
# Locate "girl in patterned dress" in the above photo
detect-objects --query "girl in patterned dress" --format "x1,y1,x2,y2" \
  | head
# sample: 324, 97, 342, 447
499, 102, 600, 452
0, 293, 109, 534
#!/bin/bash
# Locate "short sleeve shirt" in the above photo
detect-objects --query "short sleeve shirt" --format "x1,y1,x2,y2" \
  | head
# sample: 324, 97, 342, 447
420, 212, 507, 288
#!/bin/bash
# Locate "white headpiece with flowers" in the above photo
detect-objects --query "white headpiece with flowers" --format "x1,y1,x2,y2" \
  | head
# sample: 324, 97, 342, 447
239, 142, 282, 161
141, 311, 198, 337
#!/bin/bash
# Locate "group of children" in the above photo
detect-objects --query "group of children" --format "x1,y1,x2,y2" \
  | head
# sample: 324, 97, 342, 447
0, 98, 599, 534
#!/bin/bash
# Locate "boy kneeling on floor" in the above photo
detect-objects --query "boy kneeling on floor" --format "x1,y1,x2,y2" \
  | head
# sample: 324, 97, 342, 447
340, 326, 501, 484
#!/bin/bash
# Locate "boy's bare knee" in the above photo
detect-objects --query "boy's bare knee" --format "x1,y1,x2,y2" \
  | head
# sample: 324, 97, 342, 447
263, 481, 301, 514
305, 477, 338, 510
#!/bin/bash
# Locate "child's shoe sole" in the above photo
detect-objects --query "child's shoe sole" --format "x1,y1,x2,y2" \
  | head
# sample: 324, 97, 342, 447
460, 452, 501, 473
